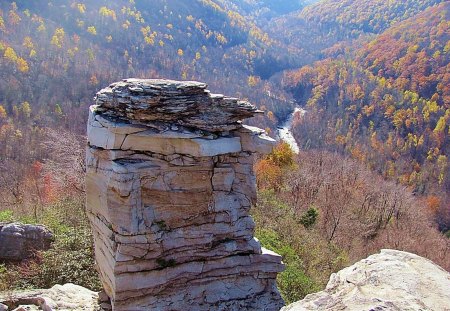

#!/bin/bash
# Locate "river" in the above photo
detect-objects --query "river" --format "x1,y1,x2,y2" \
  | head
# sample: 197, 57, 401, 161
277, 107, 306, 154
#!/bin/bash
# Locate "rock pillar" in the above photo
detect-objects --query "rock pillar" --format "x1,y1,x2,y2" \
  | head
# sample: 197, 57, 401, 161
86, 79, 284, 310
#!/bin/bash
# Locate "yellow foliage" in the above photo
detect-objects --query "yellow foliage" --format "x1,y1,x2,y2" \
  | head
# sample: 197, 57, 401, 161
269, 142, 295, 168
2, 46, 28, 72
140, 26, 150, 36
255, 159, 283, 191
177, 49, 184, 56
4, 47, 18, 63
247, 75, 260, 87
106, 35, 113, 43
77, 3, 86, 14
99, 6, 117, 21
0, 105, 7, 120
21, 101, 31, 118
144, 36, 154, 45
37, 23, 46, 32
159, 40, 164, 47
51, 28, 65, 48
255, 142, 295, 191
87, 26, 97, 35
16, 57, 29, 73
215, 33, 227, 44
433, 116, 446, 134
437, 155, 448, 185
0, 15, 5, 32
22, 36, 34, 49
195, 52, 201, 60
335, 135, 346, 145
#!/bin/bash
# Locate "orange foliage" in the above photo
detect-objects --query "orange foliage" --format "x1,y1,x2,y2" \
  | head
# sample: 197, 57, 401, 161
426, 195, 440, 215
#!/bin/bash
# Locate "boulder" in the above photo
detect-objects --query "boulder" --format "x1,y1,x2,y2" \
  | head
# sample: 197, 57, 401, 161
0, 223, 53, 261
0, 283, 100, 311
282, 249, 450, 311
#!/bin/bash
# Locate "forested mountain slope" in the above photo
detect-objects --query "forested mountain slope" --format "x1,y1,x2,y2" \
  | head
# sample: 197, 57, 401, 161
300, 0, 445, 37
267, 0, 446, 55
357, 4, 450, 103
0, 0, 302, 134
285, 2, 449, 231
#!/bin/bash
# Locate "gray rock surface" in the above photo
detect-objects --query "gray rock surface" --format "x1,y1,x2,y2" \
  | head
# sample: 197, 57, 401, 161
282, 249, 450, 311
0, 283, 100, 311
0, 223, 53, 261
87, 79, 282, 310
94, 79, 261, 132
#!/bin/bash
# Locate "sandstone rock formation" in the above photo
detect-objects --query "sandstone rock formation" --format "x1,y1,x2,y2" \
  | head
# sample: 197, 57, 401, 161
282, 249, 450, 311
0, 223, 53, 261
0, 283, 100, 311
86, 79, 284, 310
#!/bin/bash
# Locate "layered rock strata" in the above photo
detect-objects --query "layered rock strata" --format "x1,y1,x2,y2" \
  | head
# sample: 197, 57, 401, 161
86, 79, 285, 311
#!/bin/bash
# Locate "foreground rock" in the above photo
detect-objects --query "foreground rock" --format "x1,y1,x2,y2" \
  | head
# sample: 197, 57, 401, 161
86, 79, 284, 310
0, 223, 53, 261
0, 283, 100, 311
282, 249, 450, 311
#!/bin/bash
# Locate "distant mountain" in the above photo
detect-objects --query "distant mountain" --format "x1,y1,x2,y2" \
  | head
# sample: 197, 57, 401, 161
218, 0, 306, 15
266, 0, 445, 57
300, 0, 445, 37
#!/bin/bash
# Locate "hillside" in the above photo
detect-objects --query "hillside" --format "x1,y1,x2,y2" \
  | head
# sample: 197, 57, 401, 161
357, 3, 450, 103
284, 3, 449, 231
300, 0, 445, 37
0, 0, 303, 134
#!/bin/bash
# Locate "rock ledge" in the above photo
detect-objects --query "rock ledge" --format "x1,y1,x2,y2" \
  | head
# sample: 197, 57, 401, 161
94, 79, 261, 132
282, 249, 450, 311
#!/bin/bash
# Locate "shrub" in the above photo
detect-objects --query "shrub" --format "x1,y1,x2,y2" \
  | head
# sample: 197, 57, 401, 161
256, 228, 320, 304
299, 207, 318, 229
30, 225, 101, 290
0, 210, 14, 222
